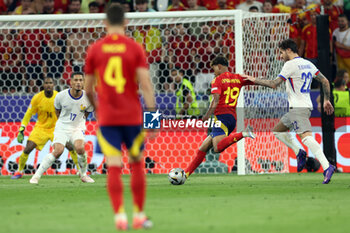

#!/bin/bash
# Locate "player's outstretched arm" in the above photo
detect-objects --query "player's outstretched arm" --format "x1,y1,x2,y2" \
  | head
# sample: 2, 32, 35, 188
242, 74, 284, 89
202, 93, 220, 121
314, 72, 334, 115
137, 67, 156, 111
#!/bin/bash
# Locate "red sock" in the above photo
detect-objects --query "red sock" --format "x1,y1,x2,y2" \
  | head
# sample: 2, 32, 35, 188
217, 132, 243, 153
131, 161, 145, 212
107, 166, 124, 214
185, 150, 207, 176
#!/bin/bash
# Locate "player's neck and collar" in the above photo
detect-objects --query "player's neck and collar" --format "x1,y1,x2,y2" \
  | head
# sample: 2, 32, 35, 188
288, 53, 300, 61
107, 26, 125, 37
68, 88, 83, 100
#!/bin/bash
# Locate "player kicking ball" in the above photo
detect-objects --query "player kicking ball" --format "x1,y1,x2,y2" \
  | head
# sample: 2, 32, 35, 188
12, 77, 80, 179
30, 72, 94, 184
243, 39, 336, 184
183, 56, 256, 183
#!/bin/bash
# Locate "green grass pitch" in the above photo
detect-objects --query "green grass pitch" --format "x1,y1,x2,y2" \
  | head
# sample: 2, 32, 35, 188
1, 173, 350, 233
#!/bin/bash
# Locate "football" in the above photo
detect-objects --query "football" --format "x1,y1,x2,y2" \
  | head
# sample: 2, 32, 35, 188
168, 168, 186, 185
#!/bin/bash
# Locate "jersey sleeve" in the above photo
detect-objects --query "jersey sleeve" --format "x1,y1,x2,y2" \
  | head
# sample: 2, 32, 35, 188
135, 42, 148, 69
86, 104, 94, 113
211, 78, 221, 94
21, 95, 37, 127
54, 93, 61, 110
278, 62, 292, 81
84, 44, 95, 75
311, 63, 320, 77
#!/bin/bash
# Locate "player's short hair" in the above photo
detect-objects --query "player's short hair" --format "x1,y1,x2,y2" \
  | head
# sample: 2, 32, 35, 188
106, 4, 125, 26
71, 72, 84, 79
278, 39, 298, 53
211, 56, 228, 67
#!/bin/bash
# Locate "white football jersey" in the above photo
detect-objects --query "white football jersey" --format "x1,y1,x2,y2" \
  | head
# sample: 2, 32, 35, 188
278, 57, 319, 109
54, 89, 94, 130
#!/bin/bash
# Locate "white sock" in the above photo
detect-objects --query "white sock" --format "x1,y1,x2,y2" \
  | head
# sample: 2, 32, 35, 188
302, 136, 330, 170
78, 153, 87, 176
33, 153, 56, 178
273, 132, 301, 155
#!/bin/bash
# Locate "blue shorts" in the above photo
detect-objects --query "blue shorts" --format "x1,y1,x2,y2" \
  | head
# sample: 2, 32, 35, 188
210, 114, 236, 138
96, 125, 144, 157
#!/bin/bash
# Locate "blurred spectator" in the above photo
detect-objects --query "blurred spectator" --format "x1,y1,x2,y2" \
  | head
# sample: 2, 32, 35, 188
42, 0, 59, 13
66, 28, 91, 72
186, 0, 207, 10
133, 25, 162, 63
198, 0, 218, 10
248, 5, 258, 12
43, 29, 66, 79
135, 0, 155, 12
167, 0, 186, 11
262, 0, 280, 13
80, 0, 94, 13
236, 0, 262, 11
299, 10, 318, 66
333, 14, 350, 76
12, 0, 34, 14
173, 69, 200, 117
67, 0, 81, 13
0, 0, 8, 14
0, 29, 22, 93
216, 0, 234, 9
316, 0, 343, 34
54, 0, 69, 13
317, 70, 350, 116
88, 1, 99, 12
287, 18, 299, 43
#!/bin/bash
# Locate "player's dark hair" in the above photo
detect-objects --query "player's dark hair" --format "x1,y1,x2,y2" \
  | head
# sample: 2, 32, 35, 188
106, 4, 125, 26
278, 39, 298, 53
211, 56, 228, 67
334, 78, 346, 88
71, 72, 84, 79
249, 6, 259, 11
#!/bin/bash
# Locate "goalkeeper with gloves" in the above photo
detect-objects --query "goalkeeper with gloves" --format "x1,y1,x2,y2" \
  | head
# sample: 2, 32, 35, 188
12, 77, 79, 179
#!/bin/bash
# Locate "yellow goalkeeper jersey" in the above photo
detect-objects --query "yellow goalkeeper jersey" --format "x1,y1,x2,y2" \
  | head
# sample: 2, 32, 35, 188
21, 90, 58, 129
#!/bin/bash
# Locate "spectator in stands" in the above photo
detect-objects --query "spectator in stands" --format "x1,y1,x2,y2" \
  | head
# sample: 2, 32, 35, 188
236, 0, 262, 12
197, 0, 217, 10
316, 0, 343, 34
54, 0, 69, 13
67, 0, 81, 13
318, 70, 350, 116
0, 0, 8, 14
88, 1, 99, 12
262, 0, 273, 12
167, 0, 186, 11
216, 0, 234, 10
172, 69, 200, 118
299, 10, 318, 66
135, 0, 155, 12
186, 0, 207, 10
12, 0, 34, 14
66, 28, 91, 72
333, 14, 350, 76
249, 5, 259, 12
42, 0, 59, 14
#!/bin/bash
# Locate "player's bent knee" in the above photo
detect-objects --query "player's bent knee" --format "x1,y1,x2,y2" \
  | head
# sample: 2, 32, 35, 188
106, 156, 123, 167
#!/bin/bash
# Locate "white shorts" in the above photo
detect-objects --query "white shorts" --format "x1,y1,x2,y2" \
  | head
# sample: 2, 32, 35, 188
52, 127, 85, 146
280, 108, 312, 134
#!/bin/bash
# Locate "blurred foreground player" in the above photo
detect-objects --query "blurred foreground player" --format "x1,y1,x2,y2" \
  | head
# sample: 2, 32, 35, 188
85, 5, 156, 231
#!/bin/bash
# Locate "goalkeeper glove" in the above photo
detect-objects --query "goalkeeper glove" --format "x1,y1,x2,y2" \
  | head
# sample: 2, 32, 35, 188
17, 126, 25, 143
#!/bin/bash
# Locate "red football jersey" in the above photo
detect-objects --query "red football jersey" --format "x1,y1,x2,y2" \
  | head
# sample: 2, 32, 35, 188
85, 34, 148, 126
211, 72, 252, 116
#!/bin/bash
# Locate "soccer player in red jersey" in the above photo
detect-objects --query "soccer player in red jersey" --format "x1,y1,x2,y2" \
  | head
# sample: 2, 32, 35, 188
84, 5, 156, 231
183, 56, 256, 182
